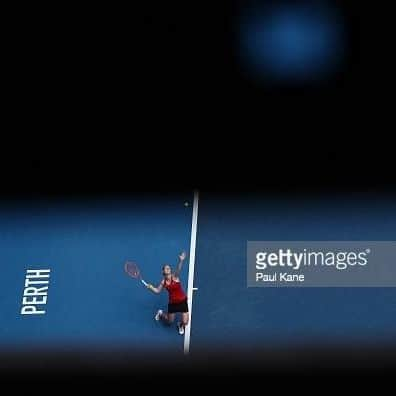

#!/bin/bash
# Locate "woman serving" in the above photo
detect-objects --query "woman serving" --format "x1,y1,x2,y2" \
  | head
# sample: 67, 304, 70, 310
147, 251, 189, 335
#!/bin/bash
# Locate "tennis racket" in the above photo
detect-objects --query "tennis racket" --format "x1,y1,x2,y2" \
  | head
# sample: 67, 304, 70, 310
124, 261, 149, 287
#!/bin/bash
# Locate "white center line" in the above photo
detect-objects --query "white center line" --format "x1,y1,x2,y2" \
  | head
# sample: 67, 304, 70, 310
183, 190, 199, 355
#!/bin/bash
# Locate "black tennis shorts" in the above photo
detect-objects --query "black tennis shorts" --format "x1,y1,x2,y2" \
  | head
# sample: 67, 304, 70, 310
168, 298, 189, 314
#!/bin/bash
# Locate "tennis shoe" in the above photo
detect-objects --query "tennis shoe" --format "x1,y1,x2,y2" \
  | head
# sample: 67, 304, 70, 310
155, 309, 163, 321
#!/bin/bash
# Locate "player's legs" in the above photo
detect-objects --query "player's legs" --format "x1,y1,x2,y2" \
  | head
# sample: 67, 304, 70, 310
155, 309, 175, 324
160, 311, 176, 325
181, 312, 189, 327
155, 307, 176, 325
177, 312, 189, 335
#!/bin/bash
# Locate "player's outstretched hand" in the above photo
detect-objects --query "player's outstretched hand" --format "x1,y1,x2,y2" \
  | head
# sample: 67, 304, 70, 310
179, 251, 186, 261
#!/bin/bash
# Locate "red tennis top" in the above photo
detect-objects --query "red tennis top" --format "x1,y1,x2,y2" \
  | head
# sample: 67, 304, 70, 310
163, 277, 187, 304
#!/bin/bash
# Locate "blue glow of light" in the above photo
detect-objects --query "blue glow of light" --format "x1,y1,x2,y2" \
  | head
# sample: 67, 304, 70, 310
239, 3, 344, 83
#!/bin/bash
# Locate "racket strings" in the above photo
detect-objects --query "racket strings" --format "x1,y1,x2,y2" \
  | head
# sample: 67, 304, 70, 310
125, 261, 140, 278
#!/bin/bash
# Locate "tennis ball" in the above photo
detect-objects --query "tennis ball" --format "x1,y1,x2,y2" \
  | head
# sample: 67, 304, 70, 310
184, 202, 189, 207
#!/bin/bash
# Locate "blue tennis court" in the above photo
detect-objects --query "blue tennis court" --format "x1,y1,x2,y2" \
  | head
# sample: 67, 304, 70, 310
1, 192, 396, 356
190, 193, 396, 352
0, 195, 192, 353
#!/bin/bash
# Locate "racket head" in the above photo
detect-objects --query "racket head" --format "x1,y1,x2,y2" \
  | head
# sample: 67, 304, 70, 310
124, 261, 141, 279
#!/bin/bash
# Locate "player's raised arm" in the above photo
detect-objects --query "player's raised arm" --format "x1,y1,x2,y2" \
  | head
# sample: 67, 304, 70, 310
174, 251, 186, 277
148, 280, 164, 294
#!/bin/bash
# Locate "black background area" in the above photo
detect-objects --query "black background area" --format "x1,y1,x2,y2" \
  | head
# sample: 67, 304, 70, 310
4, 1, 394, 197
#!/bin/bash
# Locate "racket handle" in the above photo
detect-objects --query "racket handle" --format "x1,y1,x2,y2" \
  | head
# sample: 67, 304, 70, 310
141, 279, 148, 287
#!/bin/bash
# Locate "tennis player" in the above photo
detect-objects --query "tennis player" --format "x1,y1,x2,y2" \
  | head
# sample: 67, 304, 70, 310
147, 251, 189, 335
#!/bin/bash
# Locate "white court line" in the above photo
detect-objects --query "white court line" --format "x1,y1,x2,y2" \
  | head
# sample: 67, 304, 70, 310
183, 190, 199, 355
